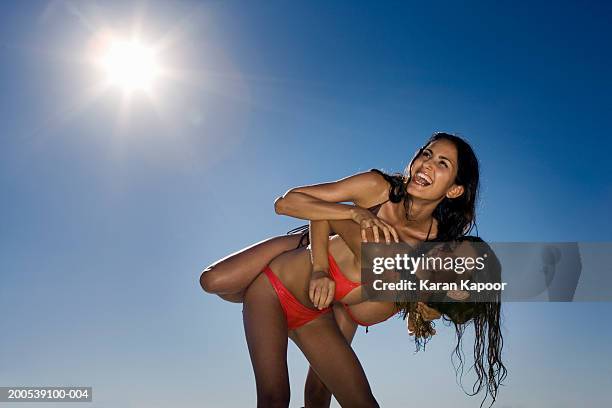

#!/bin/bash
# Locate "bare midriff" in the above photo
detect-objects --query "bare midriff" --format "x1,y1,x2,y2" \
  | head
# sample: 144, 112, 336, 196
268, 235, 363, 308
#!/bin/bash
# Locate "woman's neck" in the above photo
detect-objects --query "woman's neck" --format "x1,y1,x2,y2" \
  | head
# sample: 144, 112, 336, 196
400, 196, 440, 239
405, 194, 437, 220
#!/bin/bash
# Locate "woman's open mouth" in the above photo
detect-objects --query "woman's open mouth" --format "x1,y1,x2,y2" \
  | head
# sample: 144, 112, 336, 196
412, 171, 432, 187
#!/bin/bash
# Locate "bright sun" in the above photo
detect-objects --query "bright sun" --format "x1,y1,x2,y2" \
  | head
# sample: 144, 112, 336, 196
98, 38, 161, 92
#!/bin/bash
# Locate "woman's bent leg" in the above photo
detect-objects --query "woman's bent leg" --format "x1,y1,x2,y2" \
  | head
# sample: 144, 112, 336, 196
200, 234, 302, 299
243, 273, 291, 408
292, 314, 378, 408
304, 304, 358, 408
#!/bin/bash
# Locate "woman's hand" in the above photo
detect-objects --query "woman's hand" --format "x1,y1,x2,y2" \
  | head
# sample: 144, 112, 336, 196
350, 207, 399, 244
309, 270, 336, 310
417, 302, 442, 321
407, 302, 442, 336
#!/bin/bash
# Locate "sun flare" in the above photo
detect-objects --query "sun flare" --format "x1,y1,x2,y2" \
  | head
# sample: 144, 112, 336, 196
97, 38, 161, 92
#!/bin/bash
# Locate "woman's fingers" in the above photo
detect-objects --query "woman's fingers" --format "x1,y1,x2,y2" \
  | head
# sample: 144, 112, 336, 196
371, 224, 380, 243
383, 221, 399, 243
374, 219, 391, 244
315, 286, 325, 309
361, 219, 381, 243
360, 217, 399, 244
310, 278, 335, 309
383, 225, 392, 244
360, 219, 372, 242
391, 227, 399, 243
378, 219, 399, 243
317, 286, 328, 309
373, 219, 390, 243
312, 286, 321, 307
309, 281, 316, 304
322, 281, 335, 309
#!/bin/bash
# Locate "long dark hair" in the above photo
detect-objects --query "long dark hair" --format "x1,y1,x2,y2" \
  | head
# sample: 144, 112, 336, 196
426, 236, 507, 408
381, 134, 505, 405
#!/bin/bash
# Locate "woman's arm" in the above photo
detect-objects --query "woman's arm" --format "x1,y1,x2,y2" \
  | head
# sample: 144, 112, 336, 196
309, 220, 331, 272
274, 171, 389, 221
327, 219, 366, 263
276, 171, 399, 243
308, 220, 335, 310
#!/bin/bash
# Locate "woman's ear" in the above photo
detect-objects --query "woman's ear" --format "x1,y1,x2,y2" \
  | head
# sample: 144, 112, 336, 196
446, 290, 470, 301
446, 184, 464, 199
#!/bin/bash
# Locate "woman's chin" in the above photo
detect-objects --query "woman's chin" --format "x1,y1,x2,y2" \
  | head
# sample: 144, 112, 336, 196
407, 182, 443, 201
406, 184, 427, 197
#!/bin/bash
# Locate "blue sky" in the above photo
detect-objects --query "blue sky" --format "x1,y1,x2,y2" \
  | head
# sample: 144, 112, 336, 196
1, 1, 611, 407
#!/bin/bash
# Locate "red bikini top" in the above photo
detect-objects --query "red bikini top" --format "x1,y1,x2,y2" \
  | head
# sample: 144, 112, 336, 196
327, 253, 361, 301
329, 253, 394, 331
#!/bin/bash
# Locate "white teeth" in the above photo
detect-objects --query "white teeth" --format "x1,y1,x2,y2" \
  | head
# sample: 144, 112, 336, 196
415, 172, 432, 186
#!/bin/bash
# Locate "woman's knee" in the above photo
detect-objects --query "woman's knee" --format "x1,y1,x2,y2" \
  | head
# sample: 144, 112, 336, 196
199, 265, 227, 294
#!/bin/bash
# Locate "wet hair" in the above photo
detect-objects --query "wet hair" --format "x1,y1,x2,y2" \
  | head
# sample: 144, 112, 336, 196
372, 131, 480, 241
401, 236, 507, 407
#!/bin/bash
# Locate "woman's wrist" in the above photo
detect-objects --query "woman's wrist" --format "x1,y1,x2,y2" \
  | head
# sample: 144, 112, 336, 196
348, 206, 360, 222
312, 263, 329, 272
312, 265, 330, 276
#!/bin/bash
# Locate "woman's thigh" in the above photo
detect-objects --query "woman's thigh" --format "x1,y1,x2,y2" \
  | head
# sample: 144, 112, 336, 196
303, 304, 359, 408
291, 314, 379, 408
243, 273, 291, 406
200, 233, 302, 296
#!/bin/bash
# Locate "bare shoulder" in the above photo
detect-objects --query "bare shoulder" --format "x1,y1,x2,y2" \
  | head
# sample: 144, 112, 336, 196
350, 170, 391, 207
355, 170, 389, 188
